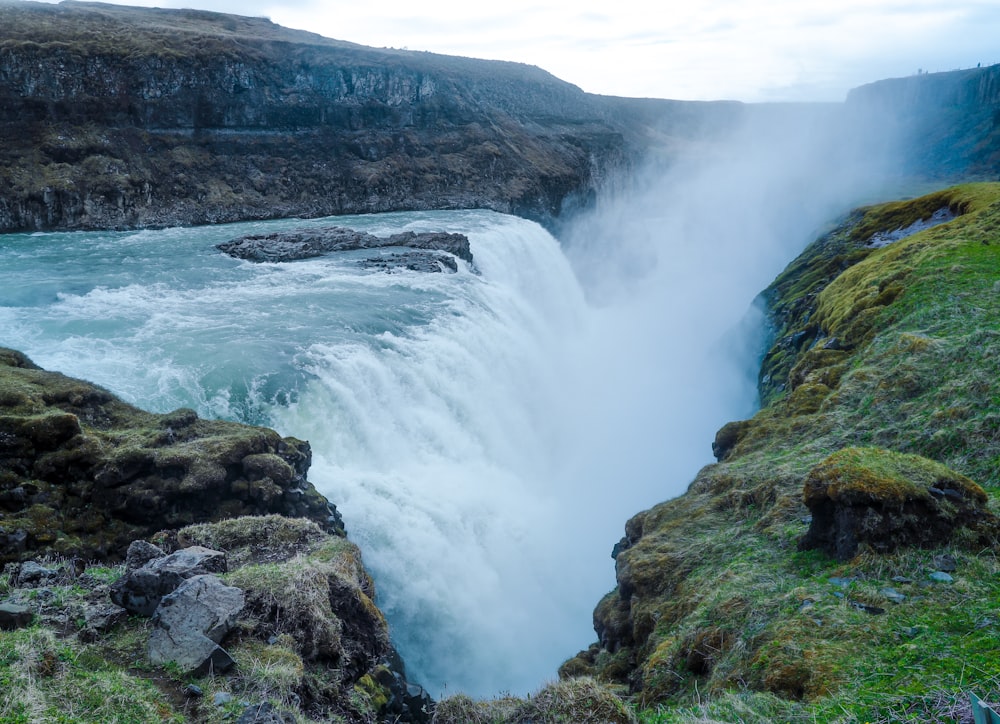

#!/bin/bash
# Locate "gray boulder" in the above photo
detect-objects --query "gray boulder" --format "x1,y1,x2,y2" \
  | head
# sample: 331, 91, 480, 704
148, 574, 244, 675
111, 545, 228, 616
83, 602, 128, 633
16, 561, 58, 587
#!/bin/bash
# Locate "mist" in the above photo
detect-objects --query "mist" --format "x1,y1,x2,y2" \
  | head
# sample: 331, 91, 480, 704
498, 98, 908, 682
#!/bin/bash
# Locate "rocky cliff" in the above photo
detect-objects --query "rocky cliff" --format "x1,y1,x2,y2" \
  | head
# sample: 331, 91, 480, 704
847, 64, 1000, 179
0, 346, 340, 564
0, 0, 740, 233
563, 184, 1000, 721
0, 348, 434, 722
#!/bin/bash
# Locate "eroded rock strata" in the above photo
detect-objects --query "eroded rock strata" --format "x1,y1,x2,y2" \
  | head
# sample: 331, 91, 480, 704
0, 1, 743, 233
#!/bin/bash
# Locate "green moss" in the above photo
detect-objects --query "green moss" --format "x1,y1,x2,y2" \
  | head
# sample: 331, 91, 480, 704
353, 673, 390, 712
803, 446, 986, 506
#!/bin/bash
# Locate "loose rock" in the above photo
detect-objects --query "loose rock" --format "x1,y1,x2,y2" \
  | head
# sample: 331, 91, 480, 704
880, 587, 906, 604
148, 574, 244, 675
111, 545, 227, 616
236, 701, 296, 724
15, 561, 58, 587
83, 602, 127, 633
125, 540, 166, 571
932, 554, 958, 572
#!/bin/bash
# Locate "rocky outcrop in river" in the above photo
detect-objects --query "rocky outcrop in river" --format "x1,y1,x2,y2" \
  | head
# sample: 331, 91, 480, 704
217, 227, 473, 272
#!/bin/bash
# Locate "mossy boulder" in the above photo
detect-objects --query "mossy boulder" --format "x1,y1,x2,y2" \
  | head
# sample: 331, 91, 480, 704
180, 516, 433, 720
798, 447, 997, 560
0, 348, 342, 565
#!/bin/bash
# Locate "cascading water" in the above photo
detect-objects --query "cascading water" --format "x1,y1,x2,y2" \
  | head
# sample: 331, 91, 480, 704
0, 210, 669, 696
0, 105, 897, 697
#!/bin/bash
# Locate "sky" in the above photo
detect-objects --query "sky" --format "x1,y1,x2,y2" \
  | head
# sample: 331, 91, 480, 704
36, 0, 1000, 102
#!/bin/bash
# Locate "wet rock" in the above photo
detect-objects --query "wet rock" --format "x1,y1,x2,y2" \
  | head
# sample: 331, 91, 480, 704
148, 574, 244, 675
867, 207, 956, 247
361, 251, 459, 273
214, 692, 233, 706
0, 602, 33, 630
111, 545, 227, 616
928, 571, 954, 583
374, 651, 433, 723
217, 227, 473, 269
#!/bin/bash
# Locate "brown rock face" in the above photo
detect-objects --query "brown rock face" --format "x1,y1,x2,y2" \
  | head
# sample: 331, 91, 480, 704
0, 2, 730, 233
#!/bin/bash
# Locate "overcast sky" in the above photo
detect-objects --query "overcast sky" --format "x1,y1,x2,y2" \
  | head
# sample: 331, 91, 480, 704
42, 0, 1000, 101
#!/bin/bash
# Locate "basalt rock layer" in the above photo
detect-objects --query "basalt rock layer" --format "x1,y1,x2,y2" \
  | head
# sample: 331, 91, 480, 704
0, 0, 740, 233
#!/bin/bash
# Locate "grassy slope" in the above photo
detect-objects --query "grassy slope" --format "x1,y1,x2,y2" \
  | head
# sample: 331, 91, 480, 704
0, 516, 394, 724
569, 183, 1000, 723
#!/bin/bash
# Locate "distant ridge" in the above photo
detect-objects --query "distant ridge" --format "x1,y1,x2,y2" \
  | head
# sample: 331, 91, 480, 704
847, 63, 1000, 179
0, 0, 740, 232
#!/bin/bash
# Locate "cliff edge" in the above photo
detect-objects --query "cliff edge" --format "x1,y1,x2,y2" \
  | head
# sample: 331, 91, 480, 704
562, 184, 1000, 722
0, 348, 432, 722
